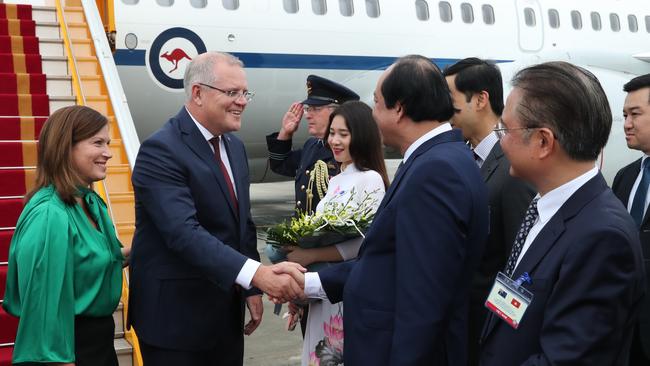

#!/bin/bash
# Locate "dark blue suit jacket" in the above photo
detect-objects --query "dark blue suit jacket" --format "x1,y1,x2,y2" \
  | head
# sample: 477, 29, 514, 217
128, 107, 259, 351
480, 173, 646, 366
612, 158, 650, 358
319, 129, 489, 365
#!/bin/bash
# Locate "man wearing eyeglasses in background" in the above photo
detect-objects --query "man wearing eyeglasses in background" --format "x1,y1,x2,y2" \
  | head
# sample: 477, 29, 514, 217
267, 74, 360, 214
444, 58, 534, 366
480, 62, 645, 366
129, 52, 306, 366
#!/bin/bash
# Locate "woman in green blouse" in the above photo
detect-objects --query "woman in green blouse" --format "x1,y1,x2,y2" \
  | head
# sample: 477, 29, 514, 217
3, 105, 127, 365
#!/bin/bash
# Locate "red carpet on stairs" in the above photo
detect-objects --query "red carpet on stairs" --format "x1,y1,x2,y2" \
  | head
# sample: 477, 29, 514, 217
0, 73, 46, 94
0, 169, 34, 196
0, 35, 39, 54
0, 19, 35, 36
0, 4, 32, 20
0, 3, 40, 362
0, 308, 18, 345
0, 53, 41, 73
0, 199, 24, 228
0, 94, 50, 116
0, 117, 46, 140
0, 230, 13, 262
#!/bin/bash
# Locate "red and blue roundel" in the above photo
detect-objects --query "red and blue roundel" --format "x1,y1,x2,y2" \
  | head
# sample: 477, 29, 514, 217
147, 27, 207, 90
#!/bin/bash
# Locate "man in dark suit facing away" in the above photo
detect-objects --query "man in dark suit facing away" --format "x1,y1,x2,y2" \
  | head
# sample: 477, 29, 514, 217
480, 62, 645, 366
444, 58, 534, 366
612, 73, 650, 366
278, 55, 490, 365
128, 52, 304, 366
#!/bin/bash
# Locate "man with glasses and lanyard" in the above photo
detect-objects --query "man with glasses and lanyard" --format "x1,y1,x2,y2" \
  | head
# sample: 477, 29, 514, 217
267, 75, 360, 214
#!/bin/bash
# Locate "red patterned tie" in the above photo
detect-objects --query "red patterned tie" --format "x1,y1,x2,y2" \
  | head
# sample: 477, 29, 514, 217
209, 136, 238, 213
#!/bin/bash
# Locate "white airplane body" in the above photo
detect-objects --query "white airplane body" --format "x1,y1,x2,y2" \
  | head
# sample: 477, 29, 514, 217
111, 0, 650, 182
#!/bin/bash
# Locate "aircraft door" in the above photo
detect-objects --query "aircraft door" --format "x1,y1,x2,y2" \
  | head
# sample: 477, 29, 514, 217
515, 0, 543, 52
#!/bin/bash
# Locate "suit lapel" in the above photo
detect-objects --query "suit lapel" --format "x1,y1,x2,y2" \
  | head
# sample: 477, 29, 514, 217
482, 173, 608, 339
360, 130, 463, 258
616, 159, 650, 227
480, 143, 504, 182
177, 108, 239, 219
379, 129, 463, 211
617, 159, 641, 204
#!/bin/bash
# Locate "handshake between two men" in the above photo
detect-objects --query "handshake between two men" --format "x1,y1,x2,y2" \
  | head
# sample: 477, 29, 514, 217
251, 261, 309, 303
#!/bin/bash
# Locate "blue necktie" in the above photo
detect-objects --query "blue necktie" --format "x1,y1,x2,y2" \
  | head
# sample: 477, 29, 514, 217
504, 198, 539, 277
631, 159, 650, 227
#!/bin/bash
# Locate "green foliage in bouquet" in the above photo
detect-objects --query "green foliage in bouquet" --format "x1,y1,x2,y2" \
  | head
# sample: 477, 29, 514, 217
266, 188, 380, 249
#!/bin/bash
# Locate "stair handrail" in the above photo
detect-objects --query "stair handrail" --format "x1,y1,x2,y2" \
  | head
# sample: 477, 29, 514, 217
81, 0, 139, 169
54, 0, 86, 107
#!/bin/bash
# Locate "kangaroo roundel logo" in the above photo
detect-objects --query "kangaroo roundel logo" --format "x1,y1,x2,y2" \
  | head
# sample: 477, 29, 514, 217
148, 27, 207, 90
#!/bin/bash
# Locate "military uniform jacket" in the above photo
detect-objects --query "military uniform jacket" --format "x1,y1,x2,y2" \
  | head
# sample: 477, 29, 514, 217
266, 132, 338, 213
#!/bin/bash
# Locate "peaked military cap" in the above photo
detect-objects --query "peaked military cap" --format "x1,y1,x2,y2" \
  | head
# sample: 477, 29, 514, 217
301, 75, 360, 106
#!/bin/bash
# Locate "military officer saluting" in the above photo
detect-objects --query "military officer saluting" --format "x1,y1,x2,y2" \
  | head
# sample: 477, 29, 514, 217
267, 75, 360, 213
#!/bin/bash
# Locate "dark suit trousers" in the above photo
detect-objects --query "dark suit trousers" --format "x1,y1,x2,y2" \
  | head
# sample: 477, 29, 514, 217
140, 291, 245, 366
629, 325, 650, 366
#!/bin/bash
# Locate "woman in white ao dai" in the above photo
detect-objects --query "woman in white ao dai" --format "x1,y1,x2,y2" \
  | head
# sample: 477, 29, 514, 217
285, 101, 389, 366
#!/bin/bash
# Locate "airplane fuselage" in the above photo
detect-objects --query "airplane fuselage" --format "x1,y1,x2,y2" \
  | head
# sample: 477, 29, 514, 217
112, 0, 650, 182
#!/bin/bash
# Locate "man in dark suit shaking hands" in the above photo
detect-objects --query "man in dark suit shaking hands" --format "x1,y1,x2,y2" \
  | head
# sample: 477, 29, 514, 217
444, 58, 534, 366
128, 52, 304, 366
279, 55, 490, 365
480, 62, 645, 366
612, 73, 650, 366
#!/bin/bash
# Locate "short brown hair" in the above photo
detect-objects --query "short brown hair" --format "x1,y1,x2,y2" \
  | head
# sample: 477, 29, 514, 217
26, 105, 108, 204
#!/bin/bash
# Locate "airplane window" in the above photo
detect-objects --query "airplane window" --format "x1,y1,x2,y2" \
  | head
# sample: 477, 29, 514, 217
122, 0, 138, 5
312, 0, 327, 15
461, 3, 473, 24
628, 15, 638, 32
339, 0, 353, 16
548, 9, 560, 28
524, 8, 535, 27
222, 0, 238, 10
610, 13, 620, 32
482, 4, 495, 25
283, 0, 299, 13
365, 0, 380, 18
647, 16, 650, 33
415, 0, 429, 21
156, 0, 173, 6
190, 0, 206, 8
590, 12, 601, 31
439, 1, 452, 22
571, 10, 582, 30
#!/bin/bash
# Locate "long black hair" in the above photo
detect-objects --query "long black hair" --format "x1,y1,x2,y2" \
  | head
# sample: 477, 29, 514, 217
325, 101, 389, 189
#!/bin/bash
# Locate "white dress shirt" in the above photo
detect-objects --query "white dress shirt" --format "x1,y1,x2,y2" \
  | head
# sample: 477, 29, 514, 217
305, 122, 453, 299
513, 166, 599, 270
472, 131, 499, 168
187, 107, 258, 289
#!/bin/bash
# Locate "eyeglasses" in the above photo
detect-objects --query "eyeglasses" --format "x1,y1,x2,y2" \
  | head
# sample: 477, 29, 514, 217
493, 121, 540, 139
198, 83, 254, 102
303, 104, 336, 113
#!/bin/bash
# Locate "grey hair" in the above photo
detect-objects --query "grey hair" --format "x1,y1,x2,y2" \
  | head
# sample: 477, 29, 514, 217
511, 61, 611, 161
183, 51, 244, 100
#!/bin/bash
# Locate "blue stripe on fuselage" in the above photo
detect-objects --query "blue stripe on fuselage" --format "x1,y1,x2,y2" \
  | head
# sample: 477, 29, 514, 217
114, 49, 512, 70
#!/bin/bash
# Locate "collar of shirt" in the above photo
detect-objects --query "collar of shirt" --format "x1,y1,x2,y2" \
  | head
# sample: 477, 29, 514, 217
642, 155, 650, 169
536, 165, 599, 225
472, 131, 499, 163
340, 163, 360, 175
403, 122, 452, 162
186, 106, 220, 142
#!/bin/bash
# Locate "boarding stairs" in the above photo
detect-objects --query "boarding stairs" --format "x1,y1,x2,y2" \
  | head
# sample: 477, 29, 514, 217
0, 1, 140, 365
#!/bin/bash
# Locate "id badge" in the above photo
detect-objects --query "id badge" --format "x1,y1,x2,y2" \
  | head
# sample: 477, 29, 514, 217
485, 272, 533, 329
